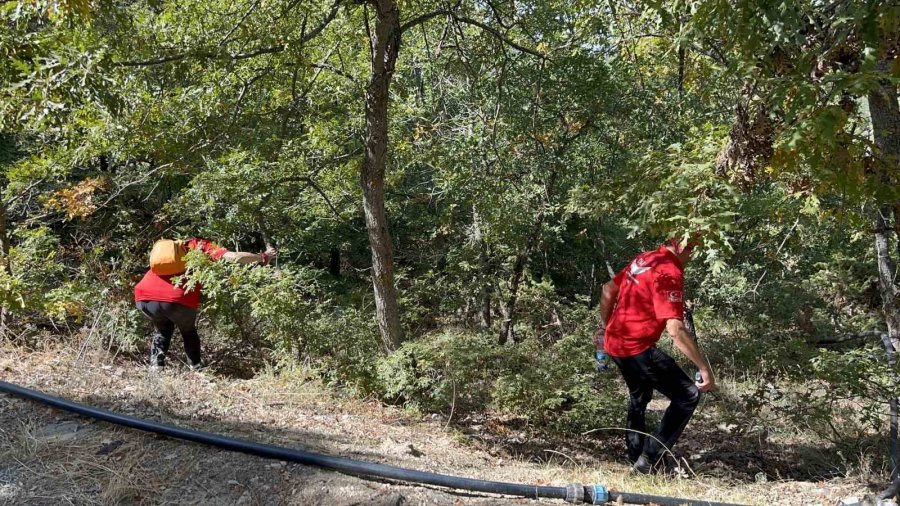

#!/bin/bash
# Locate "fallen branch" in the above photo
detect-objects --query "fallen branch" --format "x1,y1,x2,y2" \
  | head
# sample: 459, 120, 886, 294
814, 330, 888, 346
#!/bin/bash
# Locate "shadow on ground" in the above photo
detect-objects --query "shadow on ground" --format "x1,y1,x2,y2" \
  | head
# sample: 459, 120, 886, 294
447, 393, 891, 486
0, 376, 550, 505
0, 344, 885, 506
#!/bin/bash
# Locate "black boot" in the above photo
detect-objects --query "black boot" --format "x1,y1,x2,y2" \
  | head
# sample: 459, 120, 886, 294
149, 335, 167, 369
631, 453, 659, 475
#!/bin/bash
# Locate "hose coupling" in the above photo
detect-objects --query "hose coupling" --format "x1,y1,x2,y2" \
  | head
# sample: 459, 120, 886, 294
565, 483, 584, 503
586, 484, 609, 504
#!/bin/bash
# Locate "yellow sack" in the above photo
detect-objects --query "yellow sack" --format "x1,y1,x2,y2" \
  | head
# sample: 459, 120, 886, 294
149, 239, 187, 275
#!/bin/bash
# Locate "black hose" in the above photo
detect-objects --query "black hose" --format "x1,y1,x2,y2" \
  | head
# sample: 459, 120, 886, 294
0, 380, 744, 506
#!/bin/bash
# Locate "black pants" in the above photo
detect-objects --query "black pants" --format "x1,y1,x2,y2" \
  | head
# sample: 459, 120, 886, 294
610, 347, 700, 463
136, 301, 201, 366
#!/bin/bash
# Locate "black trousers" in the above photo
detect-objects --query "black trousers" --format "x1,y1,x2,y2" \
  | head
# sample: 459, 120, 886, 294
610, 347, 700, 463
136, 301, 201, 366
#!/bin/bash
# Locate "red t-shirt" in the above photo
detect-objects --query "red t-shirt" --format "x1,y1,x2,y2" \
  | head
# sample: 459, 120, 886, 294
604, 245, 685, 358
134, 239, 228, 309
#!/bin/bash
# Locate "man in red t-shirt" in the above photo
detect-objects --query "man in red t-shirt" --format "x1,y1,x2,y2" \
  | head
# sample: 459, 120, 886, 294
135, 238, 276, 369
595, 238, 715, 474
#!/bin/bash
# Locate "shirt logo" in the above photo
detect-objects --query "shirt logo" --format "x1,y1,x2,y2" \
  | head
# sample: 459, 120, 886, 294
626, 258, 651, 284
667, 291, 683, 302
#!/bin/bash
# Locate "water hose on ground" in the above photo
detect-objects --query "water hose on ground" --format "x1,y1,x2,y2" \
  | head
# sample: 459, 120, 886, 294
0, 380, 744, 506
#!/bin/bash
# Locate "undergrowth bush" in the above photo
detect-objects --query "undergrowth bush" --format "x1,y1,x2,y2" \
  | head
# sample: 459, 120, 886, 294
182, 251, 380, 388
376, 329, 624, 432
492, 333, 623, 432
376, 331, 501, 413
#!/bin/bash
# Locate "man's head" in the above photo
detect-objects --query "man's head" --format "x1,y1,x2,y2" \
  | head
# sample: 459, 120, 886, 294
664, 235, 701, 266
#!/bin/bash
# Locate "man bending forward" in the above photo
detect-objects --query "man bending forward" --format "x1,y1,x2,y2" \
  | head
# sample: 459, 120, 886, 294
597, 238, 716, 474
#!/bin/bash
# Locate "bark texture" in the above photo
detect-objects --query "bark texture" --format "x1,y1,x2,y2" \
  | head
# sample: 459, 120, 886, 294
472, 210, 492, 329
869, 58, 900, 349
361, 0, 403, 350
869, 56, 900, 481
498, 211, 545, 345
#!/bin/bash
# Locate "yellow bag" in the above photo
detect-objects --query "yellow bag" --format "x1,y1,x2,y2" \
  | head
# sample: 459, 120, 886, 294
149, 239, 187, 275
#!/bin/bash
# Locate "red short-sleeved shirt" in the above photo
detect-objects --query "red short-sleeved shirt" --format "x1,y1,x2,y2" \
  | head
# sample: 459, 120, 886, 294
134, 238, 228, 309
603, 245, 685, 358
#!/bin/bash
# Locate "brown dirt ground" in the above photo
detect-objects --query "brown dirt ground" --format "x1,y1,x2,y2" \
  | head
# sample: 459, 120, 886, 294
0, 343, 878, 505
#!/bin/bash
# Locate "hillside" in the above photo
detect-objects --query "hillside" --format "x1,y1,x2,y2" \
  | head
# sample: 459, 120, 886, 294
0, 343, 873, 506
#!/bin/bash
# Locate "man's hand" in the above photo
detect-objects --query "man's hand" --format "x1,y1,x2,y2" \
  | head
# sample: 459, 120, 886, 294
592, 325, 605, 351
667, 319, 717, 392
695, 368, 717, 392
260, 246, 278, 265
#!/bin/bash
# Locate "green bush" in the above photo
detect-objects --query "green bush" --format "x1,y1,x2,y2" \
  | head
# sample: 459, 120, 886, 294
303, 304, 382, 395
376, 330, 501, 413
376, 329, 624, 432
181, 250, 381, 388
492, 333, 623, 432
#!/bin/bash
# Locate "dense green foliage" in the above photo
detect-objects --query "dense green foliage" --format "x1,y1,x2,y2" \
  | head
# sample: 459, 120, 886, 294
1, 0, 899, 470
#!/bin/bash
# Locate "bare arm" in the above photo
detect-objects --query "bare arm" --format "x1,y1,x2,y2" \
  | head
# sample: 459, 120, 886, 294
222, 251, 265, 264
594, 281, 619, 350
666, 319, 716, 392
221, 246, 276, 265
598, 281, 619, 327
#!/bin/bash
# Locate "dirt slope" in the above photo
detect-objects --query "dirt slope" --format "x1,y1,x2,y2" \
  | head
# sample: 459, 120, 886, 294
0, 344, 870, 505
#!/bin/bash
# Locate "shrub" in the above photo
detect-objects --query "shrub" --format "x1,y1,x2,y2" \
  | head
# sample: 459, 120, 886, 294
181, 250, 381, 388
492, 333, 623, 432
376, 329, 624, 432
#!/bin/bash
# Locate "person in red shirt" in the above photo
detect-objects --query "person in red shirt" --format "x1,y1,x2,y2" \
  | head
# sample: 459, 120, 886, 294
134, 238, 276, 369
595, 238, 716, 474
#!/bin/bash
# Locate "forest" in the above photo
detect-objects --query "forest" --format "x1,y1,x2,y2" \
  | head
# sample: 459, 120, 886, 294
1, 0, 900, 504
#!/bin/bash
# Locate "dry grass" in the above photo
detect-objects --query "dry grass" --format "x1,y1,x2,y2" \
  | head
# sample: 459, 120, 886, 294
0, 339, 876, 505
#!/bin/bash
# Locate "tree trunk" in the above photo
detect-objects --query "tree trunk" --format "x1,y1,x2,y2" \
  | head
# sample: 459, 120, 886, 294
329, 247, 340, 277
588, 262, 597, 309
361, 0, 402, 351
589, 227, 617, 308
479, 239, 492, 329
499, 211, 545, 344
473, 209, 492, 329
875, 206, 900, 480
869, 59, 900, 350
0, 202, 9, 339
498, 153, 565, 345
869, 57, 900, 481
684, 304, 698, 341
0, 204, 10, 274
874, 208, 900, 343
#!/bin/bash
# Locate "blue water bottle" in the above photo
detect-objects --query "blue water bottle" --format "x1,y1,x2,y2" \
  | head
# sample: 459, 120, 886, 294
595, 350, 608, 371
594, 332, 608, 371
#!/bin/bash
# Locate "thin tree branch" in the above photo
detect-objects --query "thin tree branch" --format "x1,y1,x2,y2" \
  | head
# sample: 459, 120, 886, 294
116, 54, 191, 67
302, 176, 342, 220
399, 7, 546, 60
300, 0, 341, 45
484, 0, 513, 29
114, 0, 340, 67
4, 179, 46, 207
400, 8, 451, 33
218, 0, 262, 46
230, 66, 272, 127
453, 14, 547, 60
301, 42, 340, 98
309, 63, 357, 83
